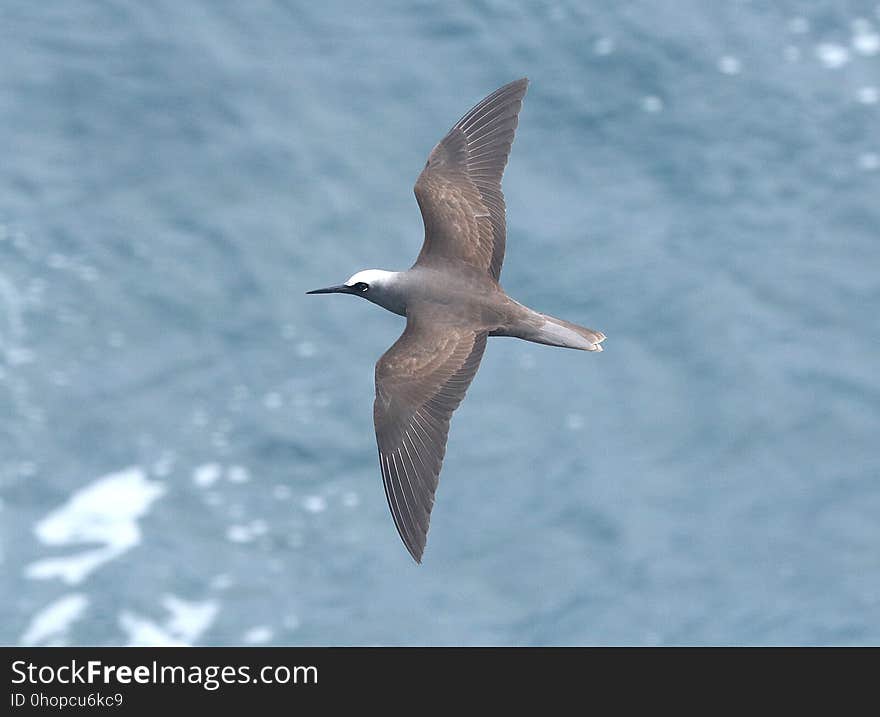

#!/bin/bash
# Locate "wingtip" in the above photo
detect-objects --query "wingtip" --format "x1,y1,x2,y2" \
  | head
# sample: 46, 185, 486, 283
512, 77, 529, 92
407, 545, 424, 564
500, 77, 529, 93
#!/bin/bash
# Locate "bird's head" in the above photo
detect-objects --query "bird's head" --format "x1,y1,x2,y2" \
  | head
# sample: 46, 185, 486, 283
307, 269, 405, 315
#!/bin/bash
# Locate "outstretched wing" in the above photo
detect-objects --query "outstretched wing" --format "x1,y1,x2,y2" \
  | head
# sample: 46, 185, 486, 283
374, 308, 488, 562
413, 78, 528, 281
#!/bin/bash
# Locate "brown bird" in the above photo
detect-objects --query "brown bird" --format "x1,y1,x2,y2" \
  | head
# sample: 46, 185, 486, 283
308, 78, 605, 562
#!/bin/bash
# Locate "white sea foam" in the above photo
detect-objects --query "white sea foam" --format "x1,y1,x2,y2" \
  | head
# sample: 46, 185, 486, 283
641, 95, 663, 113
118, 614, 183, 646
226, 465, 250, 483
263, 392, 283, 409
853, 29, 880, 55
302, 495, 327, 513
858, 152, 879, 171
119, 594, 219, 647
25, 467, 165, 585
718, 55, 741, 75
193, 463, 221, 488
226, 519, 268, 543
226, 525, 251, 543
162, 595, 219, 643
20, 593, 89, 646
857, 86, 879, 104
816, 43, 850, 68
242, 626, 273, 644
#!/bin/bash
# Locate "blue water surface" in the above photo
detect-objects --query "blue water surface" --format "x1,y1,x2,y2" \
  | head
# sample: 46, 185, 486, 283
1, 0, 879, 645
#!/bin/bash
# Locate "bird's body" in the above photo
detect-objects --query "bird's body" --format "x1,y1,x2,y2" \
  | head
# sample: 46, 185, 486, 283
346, 266, 604, 349
308, 78, 605, 562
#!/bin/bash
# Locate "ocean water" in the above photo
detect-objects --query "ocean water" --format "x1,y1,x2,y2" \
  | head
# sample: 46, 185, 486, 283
1, 0, 878, 646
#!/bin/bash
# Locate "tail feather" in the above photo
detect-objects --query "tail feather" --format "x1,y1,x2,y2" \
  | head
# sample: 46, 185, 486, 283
529, 315, 606, 352
493, 301, 606, 352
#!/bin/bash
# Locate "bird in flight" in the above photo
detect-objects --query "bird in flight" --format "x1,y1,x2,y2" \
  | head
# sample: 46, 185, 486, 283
308, 78, 604, 562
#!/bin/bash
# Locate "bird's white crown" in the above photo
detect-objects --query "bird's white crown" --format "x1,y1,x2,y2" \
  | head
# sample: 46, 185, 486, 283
345, 269, 395, 287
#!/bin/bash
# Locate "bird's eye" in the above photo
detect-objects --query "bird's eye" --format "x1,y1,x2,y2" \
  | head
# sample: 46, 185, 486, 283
354, 282, 369, 293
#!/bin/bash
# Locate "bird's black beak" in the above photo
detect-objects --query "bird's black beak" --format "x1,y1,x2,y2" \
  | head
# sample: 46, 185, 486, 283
306, 284, 350, 295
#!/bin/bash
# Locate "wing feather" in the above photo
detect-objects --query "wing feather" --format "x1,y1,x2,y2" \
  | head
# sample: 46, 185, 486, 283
413, 78, 528, 280
374, 310, 487, 562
